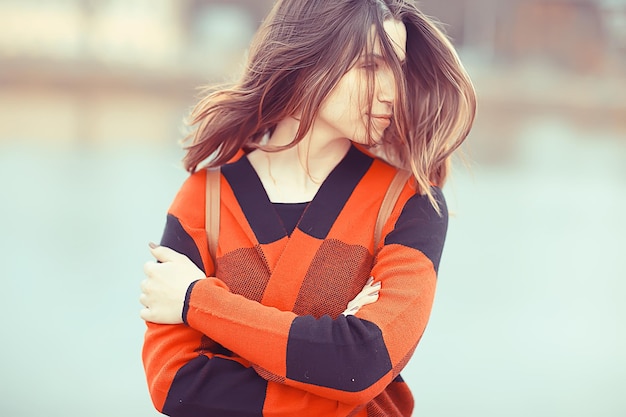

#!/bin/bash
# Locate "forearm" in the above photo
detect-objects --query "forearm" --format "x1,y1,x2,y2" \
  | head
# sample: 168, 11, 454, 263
143, 320, 364, 416
183, 256, 436, 405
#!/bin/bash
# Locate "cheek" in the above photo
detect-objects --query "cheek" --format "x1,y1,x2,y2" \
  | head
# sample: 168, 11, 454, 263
318, 73, 370, 132
323, 91, 359, 123
333, 74, 367, 114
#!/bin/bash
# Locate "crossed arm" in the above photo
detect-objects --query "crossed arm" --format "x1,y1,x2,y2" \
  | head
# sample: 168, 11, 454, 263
140, 244, 385, 416
140, 243, 381, 325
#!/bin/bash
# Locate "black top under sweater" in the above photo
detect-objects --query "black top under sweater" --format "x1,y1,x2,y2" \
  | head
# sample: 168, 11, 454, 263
272, 202, 309, 236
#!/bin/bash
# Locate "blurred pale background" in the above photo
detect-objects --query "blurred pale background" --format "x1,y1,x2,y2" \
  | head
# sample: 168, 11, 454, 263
1, 1, 625, 416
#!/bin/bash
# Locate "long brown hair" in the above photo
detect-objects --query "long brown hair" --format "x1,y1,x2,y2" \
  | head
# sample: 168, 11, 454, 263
182, 0, 476, 210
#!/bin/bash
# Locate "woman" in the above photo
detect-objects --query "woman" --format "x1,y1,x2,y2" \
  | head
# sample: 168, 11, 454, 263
140, 0, 476, 416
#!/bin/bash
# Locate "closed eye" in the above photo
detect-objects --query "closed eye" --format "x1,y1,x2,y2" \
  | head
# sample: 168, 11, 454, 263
361, 62, 380, 70
359, 53, 405, 71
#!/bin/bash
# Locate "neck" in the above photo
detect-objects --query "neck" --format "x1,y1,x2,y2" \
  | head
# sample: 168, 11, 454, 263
246, 116, 351, 203
266, 116, 351, 181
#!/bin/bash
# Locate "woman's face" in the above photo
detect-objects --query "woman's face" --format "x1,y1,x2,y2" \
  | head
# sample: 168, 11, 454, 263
315, 19, 407, 146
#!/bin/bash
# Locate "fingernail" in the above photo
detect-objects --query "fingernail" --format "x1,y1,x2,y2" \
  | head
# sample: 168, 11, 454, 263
366, 277, 374, 285
149, 242, 158, 249
373, 281, 381, 287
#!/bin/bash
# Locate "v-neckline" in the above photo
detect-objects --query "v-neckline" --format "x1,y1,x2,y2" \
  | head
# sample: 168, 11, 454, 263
221, 144, 374, 244
243, 154, 311, 240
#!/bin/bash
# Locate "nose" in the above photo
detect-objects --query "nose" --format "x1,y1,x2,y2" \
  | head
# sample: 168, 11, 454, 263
376, 68, 396, 105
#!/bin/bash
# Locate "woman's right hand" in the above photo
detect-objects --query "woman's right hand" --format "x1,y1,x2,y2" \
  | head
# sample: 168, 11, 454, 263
342, 277, 381, 316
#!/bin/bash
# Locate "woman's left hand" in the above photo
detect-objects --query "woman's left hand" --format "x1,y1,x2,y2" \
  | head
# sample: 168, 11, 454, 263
342, 277, 380, 316
140, 243, 206, 324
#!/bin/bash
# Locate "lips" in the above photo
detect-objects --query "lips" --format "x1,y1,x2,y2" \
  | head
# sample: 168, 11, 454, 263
370, 114, 392, 128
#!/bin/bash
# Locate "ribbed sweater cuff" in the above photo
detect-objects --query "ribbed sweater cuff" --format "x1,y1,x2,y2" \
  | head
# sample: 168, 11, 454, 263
182, 280, 201, 325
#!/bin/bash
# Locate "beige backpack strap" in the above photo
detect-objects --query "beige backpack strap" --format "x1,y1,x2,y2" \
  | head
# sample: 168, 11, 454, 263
374, 169, 412, 250
205, 167, 221, 262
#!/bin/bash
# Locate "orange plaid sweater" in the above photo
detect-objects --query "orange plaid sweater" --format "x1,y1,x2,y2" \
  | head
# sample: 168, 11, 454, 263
142, 145, 447, 416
